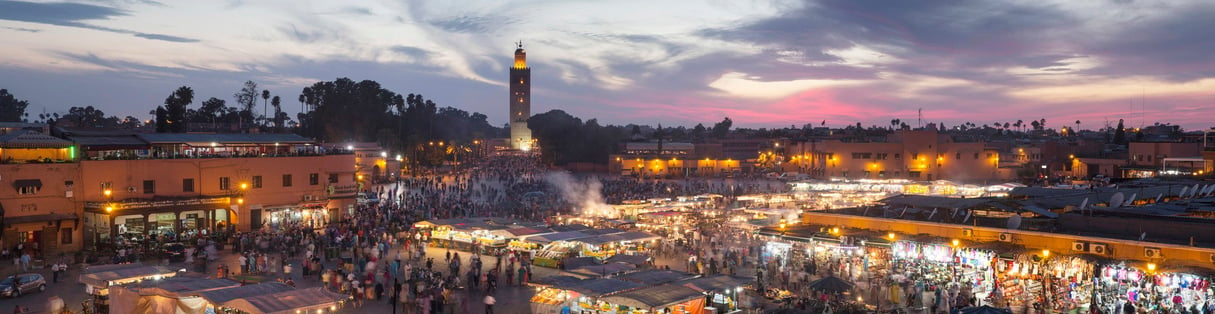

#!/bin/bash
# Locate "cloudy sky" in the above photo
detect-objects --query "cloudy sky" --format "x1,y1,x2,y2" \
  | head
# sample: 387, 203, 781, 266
1, 0, 1213, 130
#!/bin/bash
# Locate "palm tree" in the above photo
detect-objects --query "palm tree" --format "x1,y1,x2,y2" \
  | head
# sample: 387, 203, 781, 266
271, 95, 281, 131
1015, 120, 1023, 133
1075, 120, 1081, 132
261, 89, 270, 127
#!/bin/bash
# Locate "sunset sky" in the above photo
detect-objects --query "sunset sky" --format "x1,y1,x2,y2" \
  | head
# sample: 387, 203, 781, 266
1, 0, 1213, 130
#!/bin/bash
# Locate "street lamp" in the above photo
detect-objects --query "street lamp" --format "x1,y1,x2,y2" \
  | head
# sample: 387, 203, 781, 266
887, 232, 896, 241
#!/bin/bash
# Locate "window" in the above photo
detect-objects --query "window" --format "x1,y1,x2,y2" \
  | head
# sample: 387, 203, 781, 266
100, 182, 113, 193
974, 153, 980, 159
252, 176, 263, 189
183, 178, 194, 192
956, 153, 961, 160
309, 173, 319, 186
61, 228, 73, 244
219, 177, 231, 190
282, 174, 293, 187
894, 153, 901, 159
17, 185, 39, 195
143, 180, 155, 194
876, 153, 888, 160
328, 174, 339, 183
912, 153, 920, 160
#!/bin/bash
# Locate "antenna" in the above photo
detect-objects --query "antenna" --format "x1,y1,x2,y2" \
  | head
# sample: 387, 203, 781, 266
917, 108, 923, 129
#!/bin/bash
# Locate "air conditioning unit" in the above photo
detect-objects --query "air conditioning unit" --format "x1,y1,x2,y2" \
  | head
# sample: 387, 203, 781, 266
303, 195, 313, 202
1144, 247, 1162, 259
1071, 241, 1088, 252
1089, 243, 1109, 255
961, 229, 974, 237
998, 233, 1013, 242
127, 187, 137, 193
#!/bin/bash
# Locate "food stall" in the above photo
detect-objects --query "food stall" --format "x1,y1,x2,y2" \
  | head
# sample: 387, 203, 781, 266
601, 284, 707, 314
679, 275, 753, 313
78, 263, 181, 314
529, 278, 643, 314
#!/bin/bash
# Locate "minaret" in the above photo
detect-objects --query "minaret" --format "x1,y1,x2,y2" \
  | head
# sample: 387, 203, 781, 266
509, 41, 533, 151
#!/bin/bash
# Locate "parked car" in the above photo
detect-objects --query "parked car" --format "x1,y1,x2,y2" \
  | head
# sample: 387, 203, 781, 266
0, 273, 45, 298
162, 242, 187, 262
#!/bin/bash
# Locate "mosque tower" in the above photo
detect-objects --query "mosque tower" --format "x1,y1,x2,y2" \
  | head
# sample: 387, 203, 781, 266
509, 41, 533, 151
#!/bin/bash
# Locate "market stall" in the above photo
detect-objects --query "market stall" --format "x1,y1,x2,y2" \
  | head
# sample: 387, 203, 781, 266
679, 274, 753, 313
108, 277, 240, 314
601, 284, 707, 314
216, 287, 350, 314
78, 263, 182, 314
1092, 264, 1212, 313
529, 278, 644, 314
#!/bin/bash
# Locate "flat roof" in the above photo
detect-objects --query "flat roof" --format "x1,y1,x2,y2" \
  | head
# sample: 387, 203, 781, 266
137, 133, 314, 145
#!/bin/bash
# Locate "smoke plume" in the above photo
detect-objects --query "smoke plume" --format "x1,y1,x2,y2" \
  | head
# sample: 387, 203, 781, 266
544, 172, 614, 218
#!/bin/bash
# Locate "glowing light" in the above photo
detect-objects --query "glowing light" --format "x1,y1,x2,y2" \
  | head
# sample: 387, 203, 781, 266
103, 189, 112, 197
240, 183, 248, 190
952, 239, 960, 247
1042, 249, 1050, 258
105, 206, 113, 213
346, 145, 354, 150
1147, 263, 1157, 272
381, 151, 387, 158
357, 174, 364, 181
237, 198, 244, 205
887, 232, 896, 240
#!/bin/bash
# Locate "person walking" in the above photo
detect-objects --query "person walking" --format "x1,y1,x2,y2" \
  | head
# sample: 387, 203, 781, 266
483, 294, 496, 314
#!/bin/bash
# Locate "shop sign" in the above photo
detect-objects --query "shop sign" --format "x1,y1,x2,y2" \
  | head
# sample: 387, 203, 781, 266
155, 213, 176, 221
328, 184, 358, 196
86, 197, 227, 210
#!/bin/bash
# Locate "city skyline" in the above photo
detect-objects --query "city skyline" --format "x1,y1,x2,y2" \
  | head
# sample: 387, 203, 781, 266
1, 0, 1214, 130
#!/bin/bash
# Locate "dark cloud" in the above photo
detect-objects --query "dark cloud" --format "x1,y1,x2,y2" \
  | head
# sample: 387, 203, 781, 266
390, 46, 432, 60
277, 23, 337, 43
0, 0, 197, 42
428, 15, 512, 34
0, 0, 127, 23
1, 26, 39, 32
1081, 2, 1215, 81
132, 33, 196, 43
699, 0, 1081, 84
342, 6, 372, 16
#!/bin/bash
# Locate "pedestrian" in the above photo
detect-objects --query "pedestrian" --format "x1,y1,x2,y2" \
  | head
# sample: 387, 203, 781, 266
483, 294, 496, 314
50, 262, 61, 283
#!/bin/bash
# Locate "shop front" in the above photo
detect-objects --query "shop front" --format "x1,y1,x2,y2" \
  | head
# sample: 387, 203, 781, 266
258, 201, 330, 230
84, 197, 234, 247
1092, 264, 1212, 313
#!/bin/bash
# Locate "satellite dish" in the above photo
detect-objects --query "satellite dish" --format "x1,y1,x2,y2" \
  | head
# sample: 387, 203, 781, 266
1124, 193, 1137, 207
1155, 193, 1164, 203
1179, 187, 1188, 198
1007, 215, 1023, 230
1108, 192, 1125, 208
1079, 197, 1088, 210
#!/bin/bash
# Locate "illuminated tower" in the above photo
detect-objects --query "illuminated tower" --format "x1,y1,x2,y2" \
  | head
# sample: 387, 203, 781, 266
509, 41, 533, 151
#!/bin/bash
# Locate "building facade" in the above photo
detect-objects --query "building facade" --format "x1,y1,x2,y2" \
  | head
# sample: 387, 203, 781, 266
509, 42, 533, 151
809, 130, 1004, 181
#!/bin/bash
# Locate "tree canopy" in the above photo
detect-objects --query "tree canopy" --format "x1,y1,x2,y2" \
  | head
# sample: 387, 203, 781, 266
0, 89, 30, 122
